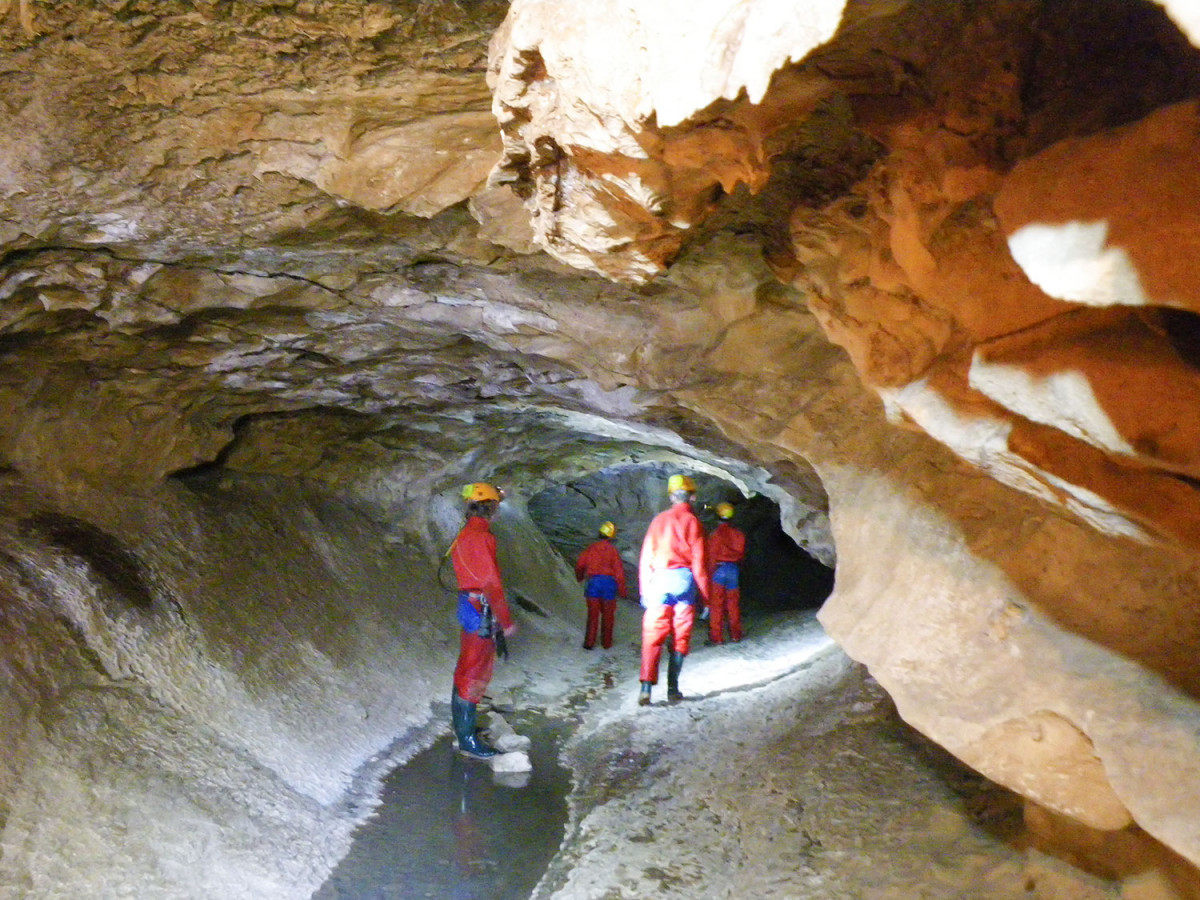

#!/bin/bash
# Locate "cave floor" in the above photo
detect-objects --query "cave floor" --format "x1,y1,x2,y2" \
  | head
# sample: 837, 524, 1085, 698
312, 605, 1119, 900
510, 608, 1118, 900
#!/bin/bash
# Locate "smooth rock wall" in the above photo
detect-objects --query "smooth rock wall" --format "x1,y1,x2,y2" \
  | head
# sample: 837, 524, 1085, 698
818, 450, 1200, 863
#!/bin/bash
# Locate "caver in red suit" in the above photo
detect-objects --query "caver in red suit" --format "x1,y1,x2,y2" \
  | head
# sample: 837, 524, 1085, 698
452, 516, 514, 702
706, 516, 746, 643
574, 525, 627, 650
450, 482, 516, 759
637, 476, 710, 705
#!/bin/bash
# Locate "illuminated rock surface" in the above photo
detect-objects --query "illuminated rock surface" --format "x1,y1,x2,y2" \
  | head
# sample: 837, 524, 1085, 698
1, 1, 1200, 897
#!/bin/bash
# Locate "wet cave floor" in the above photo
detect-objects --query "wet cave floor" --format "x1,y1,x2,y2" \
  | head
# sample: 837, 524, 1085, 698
314, 708, 571, 900
317, 610, 1117, 899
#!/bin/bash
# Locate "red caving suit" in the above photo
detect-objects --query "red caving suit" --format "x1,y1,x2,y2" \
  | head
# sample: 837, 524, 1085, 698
574, 537, 627, 649
706, 520, 746, 643
451, 515, 514, 703
638, 501, 710, 683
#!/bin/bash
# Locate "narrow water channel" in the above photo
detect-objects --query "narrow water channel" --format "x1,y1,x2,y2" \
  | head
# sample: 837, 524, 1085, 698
314, 710, 571, 900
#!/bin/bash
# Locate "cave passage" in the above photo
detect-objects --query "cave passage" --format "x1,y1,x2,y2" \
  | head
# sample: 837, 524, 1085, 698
7, 0, 1200, 894
527, 462, 834, 617
312, 466, 834, 900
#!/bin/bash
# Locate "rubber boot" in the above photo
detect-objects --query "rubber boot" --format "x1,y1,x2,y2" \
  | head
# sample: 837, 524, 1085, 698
451, 690, 499, 759
638, 681, 652, 706
667, 651, 685, 704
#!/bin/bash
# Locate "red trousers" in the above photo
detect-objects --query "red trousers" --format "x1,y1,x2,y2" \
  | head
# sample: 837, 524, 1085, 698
708, 583, 743, 642
584, 596, 616, 649
639, 602, 695, 683
453, 630, 496, 703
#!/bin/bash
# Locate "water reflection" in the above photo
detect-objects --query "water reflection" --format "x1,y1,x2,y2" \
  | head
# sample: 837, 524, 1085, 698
315, 711, 569, 900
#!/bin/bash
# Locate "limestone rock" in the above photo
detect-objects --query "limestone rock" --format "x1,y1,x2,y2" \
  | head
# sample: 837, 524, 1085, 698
1, 1, 1200, 895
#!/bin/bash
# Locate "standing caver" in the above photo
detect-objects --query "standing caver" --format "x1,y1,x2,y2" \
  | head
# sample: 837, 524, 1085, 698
449, 482, 517, 758
575, 521, 627, 650
637, 474, 710, 705
706, 501, 746, 644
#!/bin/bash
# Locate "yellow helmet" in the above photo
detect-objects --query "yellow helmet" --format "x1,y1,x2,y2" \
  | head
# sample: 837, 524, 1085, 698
716, 502, 734, 519
461, 482, 502, 503
667, 474, 696, 494
599, 521, 616, 538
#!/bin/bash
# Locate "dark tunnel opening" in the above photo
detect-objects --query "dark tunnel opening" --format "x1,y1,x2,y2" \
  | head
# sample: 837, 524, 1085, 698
725, 494, 834, 612
526, 461, 833, 613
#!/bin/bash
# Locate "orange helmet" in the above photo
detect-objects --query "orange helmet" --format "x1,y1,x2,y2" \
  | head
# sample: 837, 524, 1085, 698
461, 482, 502, 503
716, 502, 735, 519
599, 521, 616, 538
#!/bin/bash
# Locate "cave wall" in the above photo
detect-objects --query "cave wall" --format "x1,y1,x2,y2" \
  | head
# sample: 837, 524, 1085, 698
487, 0, 1200, 873
659, 251, 1200, 862
0, 477, 431, 897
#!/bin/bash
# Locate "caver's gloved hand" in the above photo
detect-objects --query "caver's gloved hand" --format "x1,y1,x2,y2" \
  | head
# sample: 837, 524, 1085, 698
494, 627, 508, 660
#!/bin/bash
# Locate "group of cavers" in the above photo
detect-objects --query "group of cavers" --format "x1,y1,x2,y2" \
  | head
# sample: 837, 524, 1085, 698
447, 474, 745, 759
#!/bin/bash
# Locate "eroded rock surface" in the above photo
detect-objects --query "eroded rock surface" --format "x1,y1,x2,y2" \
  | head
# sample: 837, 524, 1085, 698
488, 0, 1200, 877
2, 0, 1200, 897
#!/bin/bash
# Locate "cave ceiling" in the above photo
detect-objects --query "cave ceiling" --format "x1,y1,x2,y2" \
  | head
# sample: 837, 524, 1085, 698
1, 0, 1200, 560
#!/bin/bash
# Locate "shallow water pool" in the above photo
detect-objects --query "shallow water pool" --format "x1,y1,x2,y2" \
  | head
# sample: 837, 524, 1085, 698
314, 709, 570, 900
